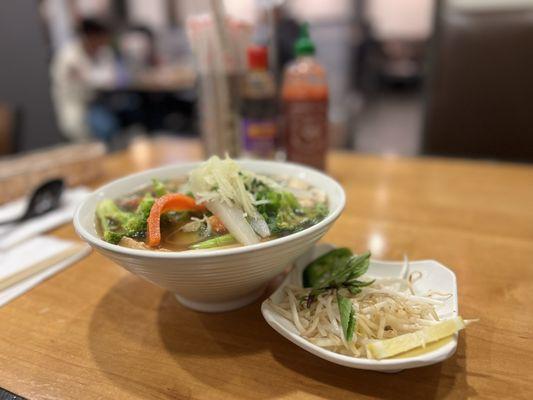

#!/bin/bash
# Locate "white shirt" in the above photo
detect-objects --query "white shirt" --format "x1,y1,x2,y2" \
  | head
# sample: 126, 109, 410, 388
50, 40, 116, 141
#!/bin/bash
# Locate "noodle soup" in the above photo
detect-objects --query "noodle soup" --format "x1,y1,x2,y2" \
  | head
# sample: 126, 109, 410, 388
95, 156, 329, 252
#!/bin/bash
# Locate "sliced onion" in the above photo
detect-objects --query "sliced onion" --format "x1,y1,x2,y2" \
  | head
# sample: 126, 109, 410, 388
207, 200, 259, 246
180, 219, 203, 232
249, 212, 270, 238
164, 230, 201, 247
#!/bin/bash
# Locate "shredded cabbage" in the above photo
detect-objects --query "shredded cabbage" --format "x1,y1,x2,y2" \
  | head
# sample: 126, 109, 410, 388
188, 155, 257, 216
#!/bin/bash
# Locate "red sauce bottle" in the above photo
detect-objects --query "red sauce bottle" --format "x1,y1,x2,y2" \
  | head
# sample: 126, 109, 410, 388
281, 23, 329, 170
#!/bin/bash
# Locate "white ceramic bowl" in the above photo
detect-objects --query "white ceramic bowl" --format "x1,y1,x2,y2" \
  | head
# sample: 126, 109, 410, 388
74, 160, 345, 312
262, 243, 459, 372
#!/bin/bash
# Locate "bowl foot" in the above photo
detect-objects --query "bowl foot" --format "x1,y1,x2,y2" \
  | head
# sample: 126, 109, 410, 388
175, 287, 266, 312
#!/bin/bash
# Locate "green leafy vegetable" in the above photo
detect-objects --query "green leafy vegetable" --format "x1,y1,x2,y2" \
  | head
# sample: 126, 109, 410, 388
301, 248, 374, 342
337, 292, 356, 341
152, 178, 168, 197
346, 253, 372, 282
308, 251, 372, 300
190, 234, 236, 249
303, 247, 352, 287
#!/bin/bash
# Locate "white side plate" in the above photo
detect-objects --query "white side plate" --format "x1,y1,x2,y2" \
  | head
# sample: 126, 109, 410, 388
261, 243, 459, 372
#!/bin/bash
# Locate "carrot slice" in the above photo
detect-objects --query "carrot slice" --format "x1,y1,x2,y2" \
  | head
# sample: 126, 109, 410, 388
147, 194, 205, 247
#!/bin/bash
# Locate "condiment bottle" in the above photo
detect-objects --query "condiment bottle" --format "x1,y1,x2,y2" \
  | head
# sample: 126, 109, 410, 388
240, 45, 278, 159
281, 23, 329, 170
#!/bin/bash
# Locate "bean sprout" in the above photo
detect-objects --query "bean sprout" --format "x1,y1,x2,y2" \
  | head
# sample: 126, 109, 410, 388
267, 272, 449, 358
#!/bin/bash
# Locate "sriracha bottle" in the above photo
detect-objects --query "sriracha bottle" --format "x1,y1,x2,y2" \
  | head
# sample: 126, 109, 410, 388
281, 23, 328, 170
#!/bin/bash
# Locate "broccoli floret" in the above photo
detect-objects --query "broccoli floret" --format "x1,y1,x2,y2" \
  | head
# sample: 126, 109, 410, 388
96, 199, 130, 244
123, 217, 147, 239
103, 230, 125, 244
136, 193, 155, 219
152, 178, 167, 197
252, 181, 328, 236
96, 196, 155, 244
123, 193, 154, 238
269, 201, 328, 236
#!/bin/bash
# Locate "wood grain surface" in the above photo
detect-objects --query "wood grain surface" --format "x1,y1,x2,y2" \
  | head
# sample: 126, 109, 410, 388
0, 137, 532, 400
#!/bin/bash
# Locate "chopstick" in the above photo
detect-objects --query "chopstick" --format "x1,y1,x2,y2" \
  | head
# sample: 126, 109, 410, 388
0, 243, 87, 291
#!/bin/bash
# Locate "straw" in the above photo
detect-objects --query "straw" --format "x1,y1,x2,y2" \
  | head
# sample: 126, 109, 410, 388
209, 0, 232, 155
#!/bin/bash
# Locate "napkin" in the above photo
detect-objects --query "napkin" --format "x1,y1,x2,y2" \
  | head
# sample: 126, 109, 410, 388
0, 187, 90, 250
0, 236, 91, 307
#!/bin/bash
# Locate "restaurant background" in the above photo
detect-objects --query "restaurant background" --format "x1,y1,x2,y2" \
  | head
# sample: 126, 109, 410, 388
1, 0, 533, 162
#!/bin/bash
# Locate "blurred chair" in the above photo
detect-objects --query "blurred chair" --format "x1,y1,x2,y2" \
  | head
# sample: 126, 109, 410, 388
0, 103, 14, 155
423, 2, 533, 162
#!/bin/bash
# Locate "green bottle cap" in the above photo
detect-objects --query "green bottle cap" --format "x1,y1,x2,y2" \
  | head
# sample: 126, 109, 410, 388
294, 23, 315, 56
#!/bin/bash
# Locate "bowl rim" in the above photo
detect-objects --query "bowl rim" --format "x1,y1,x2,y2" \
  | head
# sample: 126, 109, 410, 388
73, 159, 346, 259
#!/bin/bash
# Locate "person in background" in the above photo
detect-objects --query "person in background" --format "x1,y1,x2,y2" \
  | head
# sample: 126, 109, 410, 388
51, 18, 118, 142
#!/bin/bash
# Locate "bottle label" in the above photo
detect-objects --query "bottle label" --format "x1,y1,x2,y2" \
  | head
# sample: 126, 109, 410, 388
242, 119, 277, 157
284, 100, 328, 169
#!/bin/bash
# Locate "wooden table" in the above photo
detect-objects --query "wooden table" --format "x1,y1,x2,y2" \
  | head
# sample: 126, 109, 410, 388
1, 137, 532, 400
